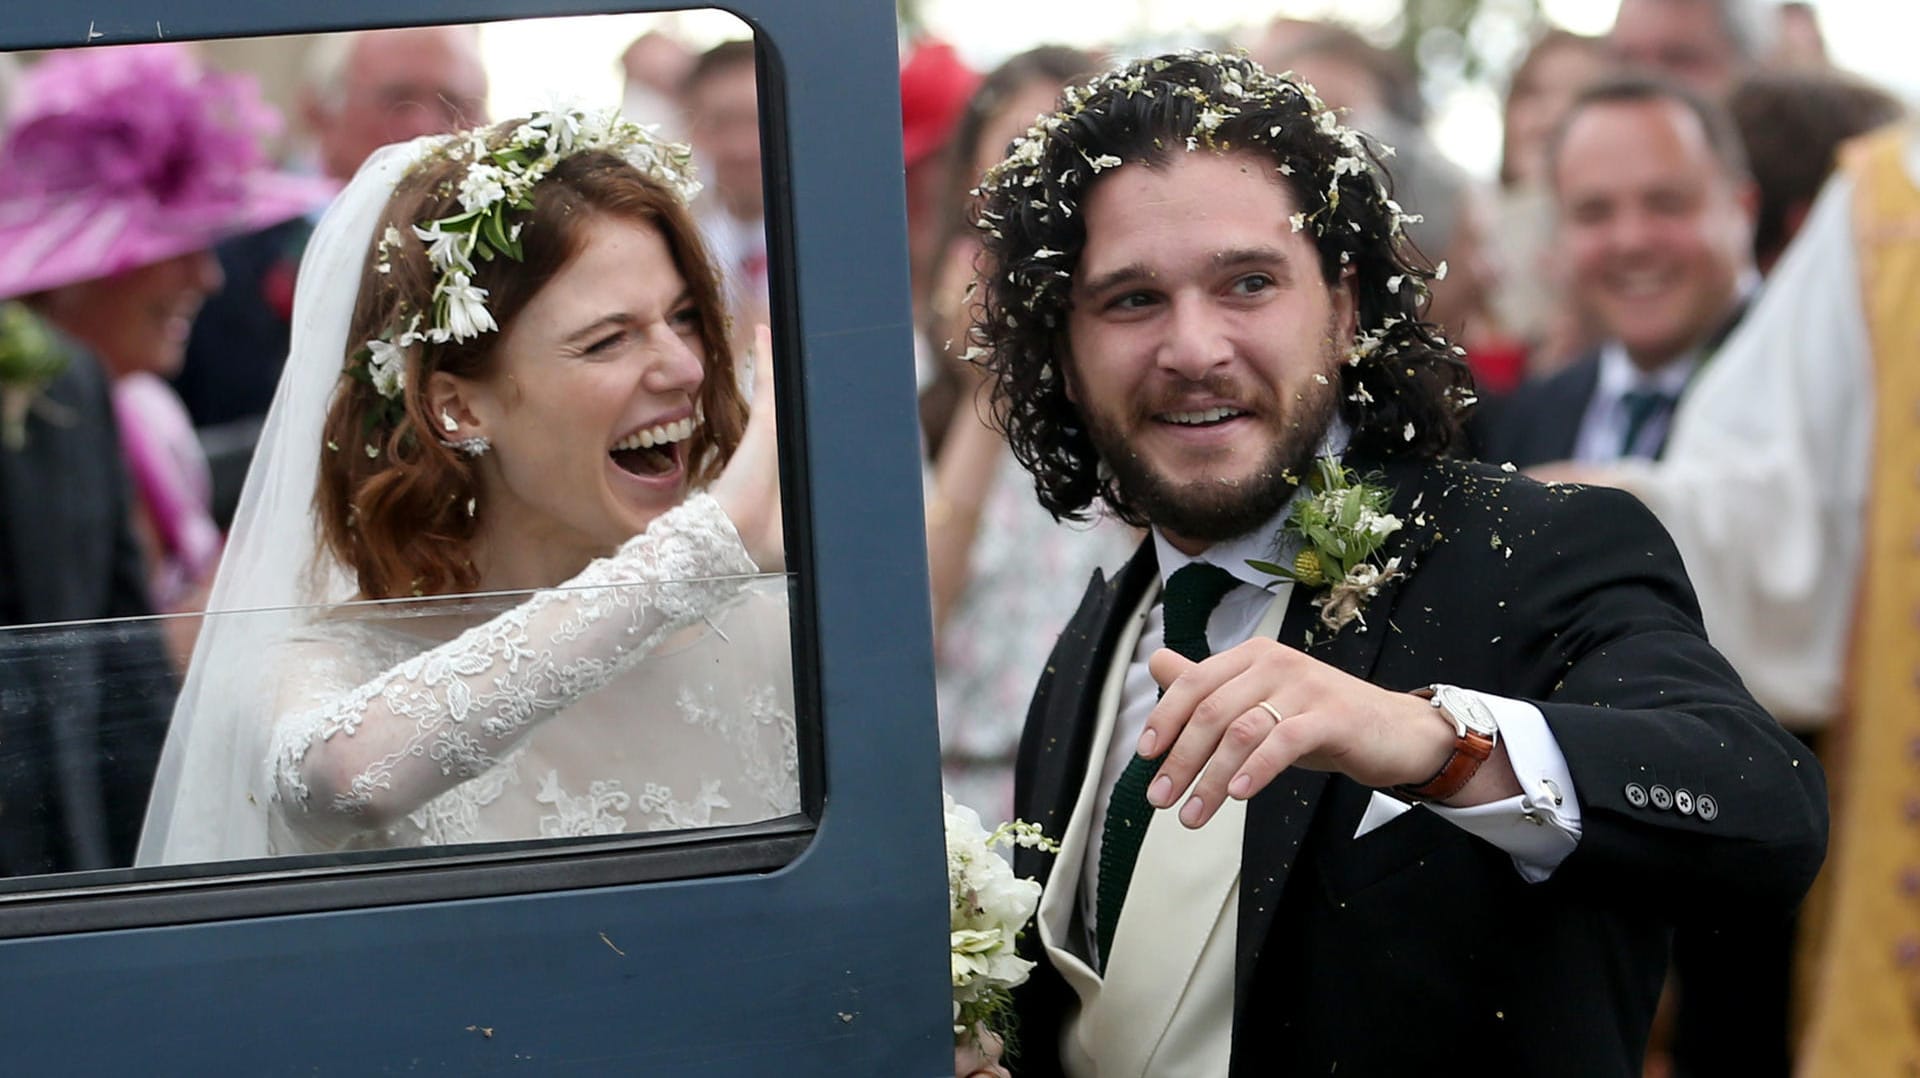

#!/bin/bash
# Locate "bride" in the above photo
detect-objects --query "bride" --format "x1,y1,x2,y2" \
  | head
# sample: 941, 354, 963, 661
137, 109, 798, 864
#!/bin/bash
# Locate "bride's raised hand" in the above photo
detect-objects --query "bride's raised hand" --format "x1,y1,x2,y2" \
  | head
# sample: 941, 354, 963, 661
709, 323, 784, 571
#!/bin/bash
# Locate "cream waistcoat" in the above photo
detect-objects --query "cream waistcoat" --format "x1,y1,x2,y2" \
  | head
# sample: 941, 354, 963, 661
1038, 580, 1291, 1077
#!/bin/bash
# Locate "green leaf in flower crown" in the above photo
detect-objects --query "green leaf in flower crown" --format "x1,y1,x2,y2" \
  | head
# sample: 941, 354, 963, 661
480, 209, 512, 259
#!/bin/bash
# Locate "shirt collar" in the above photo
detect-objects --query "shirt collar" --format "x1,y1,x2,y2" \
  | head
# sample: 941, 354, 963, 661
1596, 340, 1698, 399
1147, 417, 1349, 590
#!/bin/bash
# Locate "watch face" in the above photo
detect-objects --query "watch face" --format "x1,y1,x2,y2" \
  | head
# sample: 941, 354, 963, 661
1434, 686, 1498, 736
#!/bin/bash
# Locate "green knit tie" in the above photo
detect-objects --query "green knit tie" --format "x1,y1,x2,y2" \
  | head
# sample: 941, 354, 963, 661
1095, 561, 1240, 971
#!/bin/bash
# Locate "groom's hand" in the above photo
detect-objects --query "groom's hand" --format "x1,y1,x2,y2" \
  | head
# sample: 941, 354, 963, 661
955, 1026, 1010, 1078
1137, 640, 1515, 827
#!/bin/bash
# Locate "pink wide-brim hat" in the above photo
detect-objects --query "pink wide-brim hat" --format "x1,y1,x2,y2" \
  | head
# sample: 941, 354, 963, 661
0, 43, 337, 300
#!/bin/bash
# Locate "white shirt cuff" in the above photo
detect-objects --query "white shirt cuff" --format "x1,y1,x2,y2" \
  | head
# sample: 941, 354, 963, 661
1353, 691, 1581, 882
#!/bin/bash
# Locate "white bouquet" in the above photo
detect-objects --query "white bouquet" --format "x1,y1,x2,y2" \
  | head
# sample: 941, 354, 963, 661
946, 793, 1057, 1046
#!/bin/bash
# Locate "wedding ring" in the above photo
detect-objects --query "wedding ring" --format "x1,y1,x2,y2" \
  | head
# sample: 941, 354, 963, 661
1255, 700, 1284, 725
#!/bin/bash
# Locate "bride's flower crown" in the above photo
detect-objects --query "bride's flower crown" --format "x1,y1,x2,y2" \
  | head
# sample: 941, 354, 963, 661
348, 107, 702, 407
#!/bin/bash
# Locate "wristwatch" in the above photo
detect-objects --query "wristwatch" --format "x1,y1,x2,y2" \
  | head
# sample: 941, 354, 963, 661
1392, 684, 1499, 802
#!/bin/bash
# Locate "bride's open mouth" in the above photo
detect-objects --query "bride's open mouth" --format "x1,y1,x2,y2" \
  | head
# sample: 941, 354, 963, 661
608, 411, 699, 481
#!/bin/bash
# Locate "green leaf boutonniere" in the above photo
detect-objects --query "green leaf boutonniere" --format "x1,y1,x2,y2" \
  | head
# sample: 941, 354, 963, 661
0, 302, 71, 451
1248, 455, 1405, 633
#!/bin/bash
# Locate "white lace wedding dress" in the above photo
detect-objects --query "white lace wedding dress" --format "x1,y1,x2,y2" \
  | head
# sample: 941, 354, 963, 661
261, 493, 800, 855
135, 140, 801, 866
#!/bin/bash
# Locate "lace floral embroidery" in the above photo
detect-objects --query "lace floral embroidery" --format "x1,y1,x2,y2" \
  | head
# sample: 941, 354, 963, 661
267, 493, 758, 845
535, 770, 633, 837
408, 753, 524, 845
678, 683, 801, 817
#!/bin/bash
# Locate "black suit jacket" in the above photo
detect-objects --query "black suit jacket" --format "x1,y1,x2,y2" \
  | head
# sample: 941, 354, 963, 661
1474, 350, 1602, 469
1009, 456, 1826, 1077
0, 341, 175, 876
173, 218, 311, 429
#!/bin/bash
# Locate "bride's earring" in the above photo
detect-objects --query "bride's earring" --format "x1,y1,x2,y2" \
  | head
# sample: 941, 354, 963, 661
445, 435, 490, 457
440, 409, 459, 433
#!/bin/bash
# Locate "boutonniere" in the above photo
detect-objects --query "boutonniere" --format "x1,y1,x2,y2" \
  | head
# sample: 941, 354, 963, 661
0, 302, 71, 451
1248, 455, 1405, 634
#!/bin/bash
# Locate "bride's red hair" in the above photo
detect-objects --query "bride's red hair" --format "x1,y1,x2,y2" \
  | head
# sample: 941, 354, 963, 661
317, 134, 746, 600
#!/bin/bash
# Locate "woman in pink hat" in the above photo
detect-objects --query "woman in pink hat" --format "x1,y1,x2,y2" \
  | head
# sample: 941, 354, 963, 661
0, 44, 334, 628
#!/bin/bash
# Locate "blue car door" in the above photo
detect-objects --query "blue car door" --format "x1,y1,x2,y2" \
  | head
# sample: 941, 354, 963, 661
0, 1, 953, 1073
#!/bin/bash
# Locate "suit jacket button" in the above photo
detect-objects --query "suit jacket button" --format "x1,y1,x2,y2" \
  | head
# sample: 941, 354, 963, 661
1625, 783, 1648, 808
1649, 785, 1673, 810
1674, 789, 1695, 816
1696, 794, 1718, 822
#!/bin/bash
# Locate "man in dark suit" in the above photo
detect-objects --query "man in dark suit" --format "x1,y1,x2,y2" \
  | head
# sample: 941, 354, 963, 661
0, 314, 175, 877
963, 53, 1825, 1076
1480, 76, 1815, 1078
1478, 76, 1757, 470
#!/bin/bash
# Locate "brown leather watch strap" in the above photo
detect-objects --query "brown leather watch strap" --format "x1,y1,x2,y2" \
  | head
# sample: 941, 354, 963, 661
1395, 726, 1496, 801
1393, 689, 1497, 802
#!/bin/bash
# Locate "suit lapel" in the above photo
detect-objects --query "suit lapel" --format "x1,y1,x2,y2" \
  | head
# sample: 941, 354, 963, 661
1546, 356, 1601, 464
1016, 540, 1157, 891
1234, 455, 1442, 1007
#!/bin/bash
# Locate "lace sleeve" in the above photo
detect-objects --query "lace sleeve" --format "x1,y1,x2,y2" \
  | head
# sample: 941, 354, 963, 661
267, 492, 760, 847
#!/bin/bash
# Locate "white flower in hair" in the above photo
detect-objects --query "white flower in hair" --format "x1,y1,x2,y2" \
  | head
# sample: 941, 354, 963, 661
441, 273, 496, 340
546, 109, 585, 152
412, 222, 467, 273
457, 164, 510, 212
365, 338, 408, 398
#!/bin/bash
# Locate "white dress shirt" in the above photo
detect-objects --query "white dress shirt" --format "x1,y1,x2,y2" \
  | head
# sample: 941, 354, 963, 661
1571, 343, 1700, 464
1078, 493, 1585, 948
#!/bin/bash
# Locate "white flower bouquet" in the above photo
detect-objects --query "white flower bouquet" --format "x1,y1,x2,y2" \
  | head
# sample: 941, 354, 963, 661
946, 793, 1057, 1047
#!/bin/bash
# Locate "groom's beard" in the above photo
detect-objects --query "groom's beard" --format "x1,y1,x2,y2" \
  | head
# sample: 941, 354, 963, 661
1081, 357, 1341, 546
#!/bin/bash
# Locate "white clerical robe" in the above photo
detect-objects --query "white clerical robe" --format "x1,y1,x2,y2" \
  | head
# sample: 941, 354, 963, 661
1608, 134, 1918, 728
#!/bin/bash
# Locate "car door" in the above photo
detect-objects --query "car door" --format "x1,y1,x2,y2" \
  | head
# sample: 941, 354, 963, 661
0, 1, 953, 1073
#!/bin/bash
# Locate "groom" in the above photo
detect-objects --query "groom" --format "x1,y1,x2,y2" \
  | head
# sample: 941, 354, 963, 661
970, 54, 1827, 1076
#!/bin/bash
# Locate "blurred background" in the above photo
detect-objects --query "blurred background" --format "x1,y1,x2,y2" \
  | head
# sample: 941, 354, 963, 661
0, 4, 1912, 1072
76, 0, 1907, 181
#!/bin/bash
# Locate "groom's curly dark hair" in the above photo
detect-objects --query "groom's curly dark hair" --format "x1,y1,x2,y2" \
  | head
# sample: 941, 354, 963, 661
968, 51, 1475, 526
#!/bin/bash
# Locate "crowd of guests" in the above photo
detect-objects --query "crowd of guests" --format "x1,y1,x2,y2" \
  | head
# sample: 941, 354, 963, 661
0, 0, 1913, 1070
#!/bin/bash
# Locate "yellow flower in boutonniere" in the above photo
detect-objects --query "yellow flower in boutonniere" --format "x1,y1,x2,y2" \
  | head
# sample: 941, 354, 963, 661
0, 302, 70, 451
1247, 455, 1405, 633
